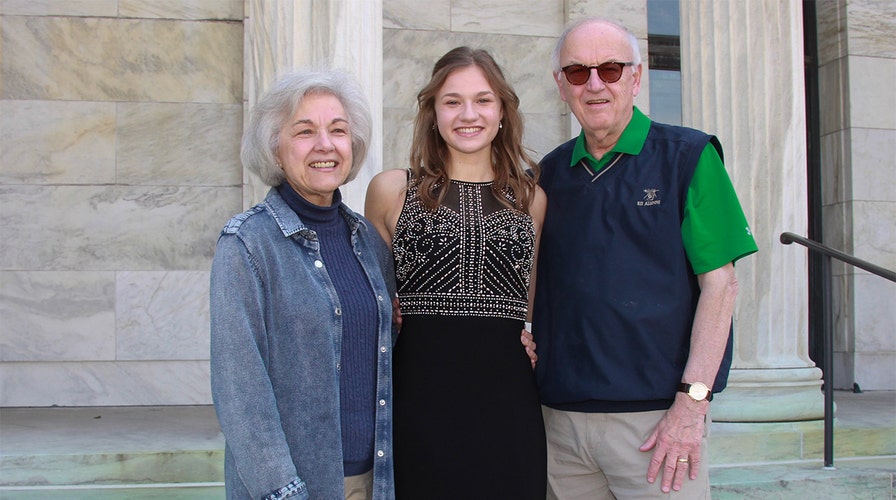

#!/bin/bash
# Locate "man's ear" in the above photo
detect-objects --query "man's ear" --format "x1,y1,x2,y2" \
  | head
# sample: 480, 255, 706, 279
631, 63, 643, 98
554, 72, 569, 102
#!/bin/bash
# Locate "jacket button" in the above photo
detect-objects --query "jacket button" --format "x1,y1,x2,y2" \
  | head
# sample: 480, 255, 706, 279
380, 346, 387, 353
377, 450, 384, 457
314, 260, 323, 268
335, 308, 342, 315
379, 399, 386, 406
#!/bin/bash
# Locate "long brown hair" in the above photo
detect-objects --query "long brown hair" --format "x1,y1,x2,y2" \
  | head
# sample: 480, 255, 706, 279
409, 46, 539, 211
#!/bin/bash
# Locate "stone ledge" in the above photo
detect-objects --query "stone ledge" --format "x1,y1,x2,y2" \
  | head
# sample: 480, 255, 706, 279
0, 483, 223, 500
0, 450, 224, 487
710, 456, 896, 500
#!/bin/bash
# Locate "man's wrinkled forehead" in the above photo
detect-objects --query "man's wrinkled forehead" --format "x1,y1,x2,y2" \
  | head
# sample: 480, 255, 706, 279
563, 22, 631, 59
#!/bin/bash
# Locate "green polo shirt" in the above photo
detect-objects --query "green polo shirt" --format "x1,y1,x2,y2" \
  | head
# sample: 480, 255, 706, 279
571, 107, 757, 274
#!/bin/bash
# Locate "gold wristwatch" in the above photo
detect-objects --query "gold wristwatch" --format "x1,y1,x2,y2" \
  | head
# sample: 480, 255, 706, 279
678, 382, 713, 402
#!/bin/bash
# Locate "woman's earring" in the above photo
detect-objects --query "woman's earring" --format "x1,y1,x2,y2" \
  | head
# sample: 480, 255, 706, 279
499, 121, 503, 129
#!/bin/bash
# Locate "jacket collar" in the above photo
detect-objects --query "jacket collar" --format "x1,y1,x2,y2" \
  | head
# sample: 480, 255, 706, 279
263, 187, 362, 238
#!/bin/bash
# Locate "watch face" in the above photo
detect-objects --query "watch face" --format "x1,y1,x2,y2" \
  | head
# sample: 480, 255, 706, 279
689, 383, 709, 400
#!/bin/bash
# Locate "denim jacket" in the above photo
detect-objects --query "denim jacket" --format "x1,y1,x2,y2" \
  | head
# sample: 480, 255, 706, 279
210, 188, 396, 500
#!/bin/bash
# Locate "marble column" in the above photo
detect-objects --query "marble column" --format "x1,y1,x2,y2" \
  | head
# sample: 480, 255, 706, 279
243, 0, 383, 210
680, 0, 825, 421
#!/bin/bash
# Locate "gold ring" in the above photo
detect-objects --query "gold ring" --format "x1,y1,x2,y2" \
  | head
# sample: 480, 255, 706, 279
677, 458, 689, 463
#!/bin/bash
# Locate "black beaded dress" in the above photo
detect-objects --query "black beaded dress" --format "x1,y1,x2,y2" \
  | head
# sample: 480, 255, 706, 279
391, 177, 547, 499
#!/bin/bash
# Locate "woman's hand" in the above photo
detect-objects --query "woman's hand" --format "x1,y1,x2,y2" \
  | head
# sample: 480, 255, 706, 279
521, 328, 537, 369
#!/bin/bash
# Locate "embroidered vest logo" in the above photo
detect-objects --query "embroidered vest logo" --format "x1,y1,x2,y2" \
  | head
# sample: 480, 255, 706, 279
637, 188, 661, 207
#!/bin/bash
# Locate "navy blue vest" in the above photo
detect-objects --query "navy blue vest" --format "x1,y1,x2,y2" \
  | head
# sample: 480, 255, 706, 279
533, 123, 733, 412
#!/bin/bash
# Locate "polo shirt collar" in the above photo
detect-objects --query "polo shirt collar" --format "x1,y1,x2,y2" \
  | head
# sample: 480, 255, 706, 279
569, 106, 651, 170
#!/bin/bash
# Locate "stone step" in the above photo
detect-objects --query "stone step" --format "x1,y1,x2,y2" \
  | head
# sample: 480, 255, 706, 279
711, 418, 896, 464
0, 484, 223, 499
2, 460, 893, 499
1, 392, 892, 497
0, 406, 223, 490
4, 419, 890, 488
0, 449, 223, 488
711, 456, 896, 499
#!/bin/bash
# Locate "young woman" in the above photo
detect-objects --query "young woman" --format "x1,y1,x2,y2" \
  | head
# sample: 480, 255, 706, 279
365, 47, 547, 499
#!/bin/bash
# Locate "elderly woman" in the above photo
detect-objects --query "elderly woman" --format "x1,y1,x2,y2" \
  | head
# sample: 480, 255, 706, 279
210, 69, 396, 500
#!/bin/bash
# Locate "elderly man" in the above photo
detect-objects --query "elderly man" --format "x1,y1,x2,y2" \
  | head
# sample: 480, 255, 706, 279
532, 18, 758, 499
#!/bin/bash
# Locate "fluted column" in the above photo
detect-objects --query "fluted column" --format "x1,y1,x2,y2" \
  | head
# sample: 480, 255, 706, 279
243, 0, 383, 210
680, 0, 824, 421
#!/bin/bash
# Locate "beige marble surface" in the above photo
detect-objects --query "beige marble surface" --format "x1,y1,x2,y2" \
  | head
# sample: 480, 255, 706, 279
2, 17, 242, 103
0, 0, 242, 18
119, 0, 243, 20
815, 0, 849, 66
0, 185, 237, 271
850, 56, 896, 130
0, 101, 116, 184
0, 0, 119, 16
116, 103, 243, 186
815, 0, 896, 391
451, 0, 562, 37
817, 0, 896, 65
850, 128, 896, 203
817, 56, 848, 137
0, 1, 245, 405
383, 0, 450, 30
0, 271, 116, 362
116, 271, 211, 361
0, 361, 212, 406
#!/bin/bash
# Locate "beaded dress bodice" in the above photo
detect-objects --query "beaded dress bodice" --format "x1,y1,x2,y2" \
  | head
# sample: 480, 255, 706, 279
392, 178, 535, 321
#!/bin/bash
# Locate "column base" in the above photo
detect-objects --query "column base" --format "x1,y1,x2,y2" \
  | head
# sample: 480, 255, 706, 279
712, 367, 826, 422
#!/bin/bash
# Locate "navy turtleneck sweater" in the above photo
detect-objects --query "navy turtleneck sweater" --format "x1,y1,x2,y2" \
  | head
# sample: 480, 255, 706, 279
277, 183, 378, 476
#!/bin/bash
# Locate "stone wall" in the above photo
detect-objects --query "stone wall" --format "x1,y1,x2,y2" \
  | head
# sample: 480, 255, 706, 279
0, 0, 244, 405
1, 0, 891, 408
816, 0, 896, 391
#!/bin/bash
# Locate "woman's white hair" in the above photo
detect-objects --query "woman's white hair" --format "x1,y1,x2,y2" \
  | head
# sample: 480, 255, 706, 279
241, 69, 372, 187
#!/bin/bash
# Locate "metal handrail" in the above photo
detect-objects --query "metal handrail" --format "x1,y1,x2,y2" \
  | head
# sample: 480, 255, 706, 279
780, 232, 896, 282
779, 232, 896, 469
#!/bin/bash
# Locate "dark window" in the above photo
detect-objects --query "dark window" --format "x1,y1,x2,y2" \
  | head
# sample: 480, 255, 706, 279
647, 0, 681, 125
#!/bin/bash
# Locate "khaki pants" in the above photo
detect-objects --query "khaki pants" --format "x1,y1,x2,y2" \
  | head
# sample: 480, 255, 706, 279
344, 469, 373, 500
543, 406, 711, 499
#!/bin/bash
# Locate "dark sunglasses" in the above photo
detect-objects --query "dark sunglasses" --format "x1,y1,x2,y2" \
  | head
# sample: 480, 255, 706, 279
561, 62, 635, 85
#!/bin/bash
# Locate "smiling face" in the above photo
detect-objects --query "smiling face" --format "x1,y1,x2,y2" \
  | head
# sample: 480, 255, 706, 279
276, 92, 353, 206
435, 65, 503, 166
556, 20, 642, 156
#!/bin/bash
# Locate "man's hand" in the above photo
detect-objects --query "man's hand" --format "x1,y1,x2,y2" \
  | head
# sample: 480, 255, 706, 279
638, 262, 735, 491
392, 297, 402, 331
639, 394, 707, 492
521, 328, 537, 369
